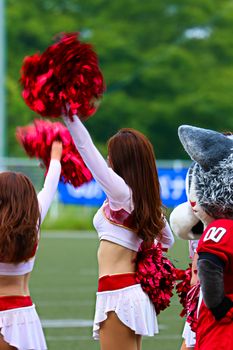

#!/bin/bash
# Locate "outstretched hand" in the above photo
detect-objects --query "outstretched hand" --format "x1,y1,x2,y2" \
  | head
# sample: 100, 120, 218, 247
51, 141, 63, 161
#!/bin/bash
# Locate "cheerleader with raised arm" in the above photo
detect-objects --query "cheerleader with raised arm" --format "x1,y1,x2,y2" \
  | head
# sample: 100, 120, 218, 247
18, 31, 174, 349
0, 141, 62, 350
64, 115, 174, 350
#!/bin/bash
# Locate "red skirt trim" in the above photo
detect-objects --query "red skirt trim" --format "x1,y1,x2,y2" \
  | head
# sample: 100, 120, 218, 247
0, 295, 33, 311
98, 272, 138, 292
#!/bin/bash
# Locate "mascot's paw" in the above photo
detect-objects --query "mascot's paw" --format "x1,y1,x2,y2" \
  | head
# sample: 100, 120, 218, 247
170, 201, 202, 240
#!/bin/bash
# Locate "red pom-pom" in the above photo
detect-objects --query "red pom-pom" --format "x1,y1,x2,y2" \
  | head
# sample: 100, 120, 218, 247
175, 266, 200, 331
186, 283, 200, 332
175, 265, 192, 317
16, 119, 93, 187
20, 33, 105, 120
135, 242, 177, 314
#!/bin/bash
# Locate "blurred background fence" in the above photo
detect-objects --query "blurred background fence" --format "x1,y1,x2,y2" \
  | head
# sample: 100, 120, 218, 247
0, 157, 191, 208
0, 157, 44, 188
0, 157, 191, 231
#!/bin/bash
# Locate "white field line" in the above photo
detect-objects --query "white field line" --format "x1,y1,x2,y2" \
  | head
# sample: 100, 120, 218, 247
46, 334, 180, 342
43, 320, 179, 343
41, 319, 93, 328
41, 319, 168, 330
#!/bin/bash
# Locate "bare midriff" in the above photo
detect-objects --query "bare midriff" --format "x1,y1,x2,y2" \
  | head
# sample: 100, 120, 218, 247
98, 240, 137, 277
0, 273, 30, 296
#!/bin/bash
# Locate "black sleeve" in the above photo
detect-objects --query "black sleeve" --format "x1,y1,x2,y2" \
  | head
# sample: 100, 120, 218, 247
198, 252, 233, 320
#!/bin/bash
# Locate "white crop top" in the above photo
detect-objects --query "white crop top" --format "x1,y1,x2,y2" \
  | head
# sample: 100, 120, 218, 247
93, 204, 174, 251
65, 115, 174, 251
0, 159, 61, 276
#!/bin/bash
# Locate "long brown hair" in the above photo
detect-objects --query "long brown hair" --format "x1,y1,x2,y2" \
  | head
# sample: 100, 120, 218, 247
0, 172, 40, 263
108, 128, 165, 245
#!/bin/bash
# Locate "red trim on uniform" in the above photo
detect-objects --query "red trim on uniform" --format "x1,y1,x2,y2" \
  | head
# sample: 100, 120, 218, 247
98, 273, 137, 292
0, 295, 33, 311
103, 201, 135, 230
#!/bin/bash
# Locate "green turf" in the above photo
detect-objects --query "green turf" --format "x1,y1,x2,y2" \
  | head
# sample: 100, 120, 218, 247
30, 231, 189, 350
41, 205, 97, 231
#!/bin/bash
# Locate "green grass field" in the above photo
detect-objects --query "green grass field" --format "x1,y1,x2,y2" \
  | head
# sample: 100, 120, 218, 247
30, 230, 190, 350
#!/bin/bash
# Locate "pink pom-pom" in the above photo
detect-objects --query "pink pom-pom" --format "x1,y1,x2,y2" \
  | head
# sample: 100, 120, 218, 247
135, 242, 176, 314
16, 119, 93, 187
20, 33, 105, 120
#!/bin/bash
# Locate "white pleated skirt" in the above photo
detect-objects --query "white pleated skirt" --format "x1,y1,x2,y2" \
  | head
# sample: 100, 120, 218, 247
182, 321, 196, 348
93, 284, 158, 340
0, 305, 47, 350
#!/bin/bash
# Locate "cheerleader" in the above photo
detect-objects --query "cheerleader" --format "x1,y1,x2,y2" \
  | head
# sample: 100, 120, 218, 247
64, 115, 174, 350
0, 141, 62, 350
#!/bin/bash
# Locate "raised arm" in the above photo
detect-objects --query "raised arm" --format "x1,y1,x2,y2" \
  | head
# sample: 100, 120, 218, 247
64, 115, 132, 211
37, 141, 62, 223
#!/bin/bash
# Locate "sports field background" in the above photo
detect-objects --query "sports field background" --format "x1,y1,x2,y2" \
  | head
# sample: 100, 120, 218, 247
30, 228, 190, 350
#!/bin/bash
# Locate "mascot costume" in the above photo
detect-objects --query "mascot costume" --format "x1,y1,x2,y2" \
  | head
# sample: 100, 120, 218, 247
176, 125, 233, 350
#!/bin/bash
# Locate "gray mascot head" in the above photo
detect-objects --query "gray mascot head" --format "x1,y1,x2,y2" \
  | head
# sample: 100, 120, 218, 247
178, 125, 233, 225
170, 126, 233, 239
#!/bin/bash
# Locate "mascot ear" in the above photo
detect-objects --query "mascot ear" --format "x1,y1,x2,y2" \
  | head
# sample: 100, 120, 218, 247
178, 125, 233, 171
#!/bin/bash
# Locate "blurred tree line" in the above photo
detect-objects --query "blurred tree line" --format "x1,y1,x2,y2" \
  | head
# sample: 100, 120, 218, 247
6, 0, 233, 158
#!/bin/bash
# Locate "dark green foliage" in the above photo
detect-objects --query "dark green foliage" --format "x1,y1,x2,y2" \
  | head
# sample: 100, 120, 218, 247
6, 0, 233, 158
